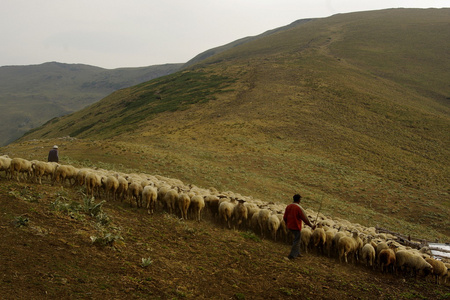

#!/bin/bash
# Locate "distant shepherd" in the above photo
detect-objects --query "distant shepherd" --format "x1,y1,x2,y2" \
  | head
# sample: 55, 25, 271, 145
48, 145, 59, 163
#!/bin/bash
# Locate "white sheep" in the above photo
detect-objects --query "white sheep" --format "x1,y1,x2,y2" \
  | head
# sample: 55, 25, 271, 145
85, 171, 105, 199
157, 185, 171, 208
189, 194, 205, 222
276, 214, 288, 243
232, 199, 248, 230
31, 160, 58, 184
10, 157, 33, 182
163, 188, 178, 214
143, 184, 158, 215
444, 263, 450, 284
177, 191, 190, 219
115, 174, 129, 202
300, 227, 312, 254
395, 250, 433, 279
218, 200, 236, 229
250, 211, 260, 235
104, 175, 119, 201
361, 243, 376, 268
331, 231, 348, 258
128, 181, 144, 208
338, 231, 363, 264
324, 227, 337, 257
267, 213, 281, 241
54, 164, 78, 186
0, 155, 12, 179
311, 224, 327, 255
257, 209, 271, 238
204, 194, 220, 218
74, 168, 90, 187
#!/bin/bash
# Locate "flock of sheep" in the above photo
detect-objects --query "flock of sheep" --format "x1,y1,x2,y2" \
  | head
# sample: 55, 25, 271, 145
1, 155, 449, 285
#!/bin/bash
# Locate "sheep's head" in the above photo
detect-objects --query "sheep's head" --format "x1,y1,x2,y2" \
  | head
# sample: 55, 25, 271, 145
423, 263, 433, 276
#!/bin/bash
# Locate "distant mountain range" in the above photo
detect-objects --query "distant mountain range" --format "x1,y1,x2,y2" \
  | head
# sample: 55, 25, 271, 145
0, 62, 183, 145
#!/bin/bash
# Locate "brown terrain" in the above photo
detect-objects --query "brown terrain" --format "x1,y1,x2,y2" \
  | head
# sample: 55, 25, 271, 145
0, 174, 448, 300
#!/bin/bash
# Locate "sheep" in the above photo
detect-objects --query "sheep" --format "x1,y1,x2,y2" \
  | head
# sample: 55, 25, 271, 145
330, 231, 346, 257
218, 200, 236, 229
395, 250, 433, 279
324, 228, 337, 257
10, 157, 33, 182
163, 188, 178, 214
444, 263, 450, 284
143, 184, 158, 215
361, 243, 376, 268
232, 199, 248, 230
276, 214, 288, 243
31, 160, 58, 184
425, 257, 447, 284
53, 164, 78, 186
375, 241, 389, 266
85, 171, 105, 199
204, 194, 220, 218
246, 205, 260, 229
311, 224, 327, 255
104, 175, 119, 201
74, 168, 90, 187
257, 209, 271, 238
115, 174, 129, 202
157, 185, 171, 208
128, 181, 144, 208
250, 211, 260, 235
177, 191, 190, 219
0, 155, 12, 179
300, 227, 312, 254
338, 231, 363, 264
189, 194, 205, 222
379, 246, 397, 273
267, 213, 281, 241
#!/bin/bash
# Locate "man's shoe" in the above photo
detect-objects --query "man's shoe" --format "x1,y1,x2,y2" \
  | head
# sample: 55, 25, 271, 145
287, 255, 295, 260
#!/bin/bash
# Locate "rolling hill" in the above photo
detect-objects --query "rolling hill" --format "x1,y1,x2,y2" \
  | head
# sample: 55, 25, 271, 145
0, 62, 183, 146
3, 8, 450, 241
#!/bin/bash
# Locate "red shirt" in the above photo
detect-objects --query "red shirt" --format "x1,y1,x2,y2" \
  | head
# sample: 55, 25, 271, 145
283, 203, 312, 231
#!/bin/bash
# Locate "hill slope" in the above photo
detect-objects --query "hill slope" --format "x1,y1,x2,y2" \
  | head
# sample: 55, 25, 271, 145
4, 8, 450, 243
0, 62, 183, 145
1, 179, 449, 299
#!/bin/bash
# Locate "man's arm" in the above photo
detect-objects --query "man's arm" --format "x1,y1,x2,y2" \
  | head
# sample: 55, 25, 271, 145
298, 205, 315, 228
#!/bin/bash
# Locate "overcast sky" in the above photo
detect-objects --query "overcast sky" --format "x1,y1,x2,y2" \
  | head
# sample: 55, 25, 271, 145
1, 1, 448, 69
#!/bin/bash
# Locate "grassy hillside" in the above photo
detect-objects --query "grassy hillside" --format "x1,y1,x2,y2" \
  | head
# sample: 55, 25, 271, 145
4, 7, 450, 245
0, 62, 183, 145
0, 179, 449, 299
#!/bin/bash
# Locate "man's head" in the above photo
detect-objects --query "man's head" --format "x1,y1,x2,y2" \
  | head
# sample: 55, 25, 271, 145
293, 194, 302, 203
53, 145, 58, 149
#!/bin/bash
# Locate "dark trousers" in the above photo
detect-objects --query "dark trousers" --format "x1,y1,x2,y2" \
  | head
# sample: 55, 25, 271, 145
289, 229, 302, 258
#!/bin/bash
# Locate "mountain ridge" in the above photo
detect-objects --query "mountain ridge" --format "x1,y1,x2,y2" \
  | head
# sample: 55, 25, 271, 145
0, 61, 184, 145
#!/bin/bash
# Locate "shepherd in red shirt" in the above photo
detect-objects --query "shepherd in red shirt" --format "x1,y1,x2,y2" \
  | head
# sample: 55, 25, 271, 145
283, 194, 315, 260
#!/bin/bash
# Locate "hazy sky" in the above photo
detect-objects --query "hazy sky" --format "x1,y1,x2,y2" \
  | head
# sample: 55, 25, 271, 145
1, 0, 448, 69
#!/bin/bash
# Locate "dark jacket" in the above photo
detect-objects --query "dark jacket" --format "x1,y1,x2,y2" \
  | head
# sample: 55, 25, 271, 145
48, 149, 59, 163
